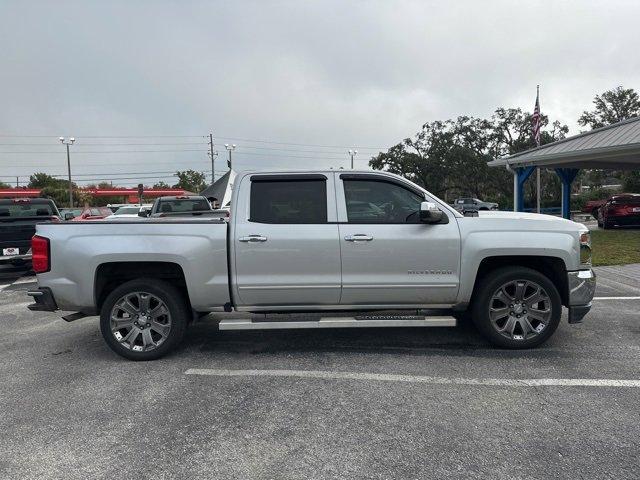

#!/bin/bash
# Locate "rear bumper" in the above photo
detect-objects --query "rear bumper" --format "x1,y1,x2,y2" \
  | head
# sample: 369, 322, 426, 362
0, 253, 31, 264
567, 269, 596, 324
609, 214, 640, 226
27, 287, 58, 312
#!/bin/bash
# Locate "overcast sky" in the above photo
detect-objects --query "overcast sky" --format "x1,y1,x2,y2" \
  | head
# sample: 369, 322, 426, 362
1, 0, 639, 186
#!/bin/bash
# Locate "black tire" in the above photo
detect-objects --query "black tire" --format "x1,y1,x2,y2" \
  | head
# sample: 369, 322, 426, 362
603, 219, 613, 230
471, 267, 562, 349
100, 278, 189, 361
591, 208, 599, 219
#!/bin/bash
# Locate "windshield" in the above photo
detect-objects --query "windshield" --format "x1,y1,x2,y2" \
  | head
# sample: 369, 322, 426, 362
114, 207, 140, 215
156, 199, 211, 213
0, 202, 56, 219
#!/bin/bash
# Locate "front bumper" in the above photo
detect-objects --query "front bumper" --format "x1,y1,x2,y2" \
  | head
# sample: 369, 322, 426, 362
567, 269, 596, 324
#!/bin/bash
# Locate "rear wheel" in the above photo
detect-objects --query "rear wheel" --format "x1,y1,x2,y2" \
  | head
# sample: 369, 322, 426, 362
100, 278, 189, 360
471, 267, 561, 348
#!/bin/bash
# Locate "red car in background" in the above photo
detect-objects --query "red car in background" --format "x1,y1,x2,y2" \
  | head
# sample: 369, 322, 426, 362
597, 194, 640, 229
71, 207, 113, 221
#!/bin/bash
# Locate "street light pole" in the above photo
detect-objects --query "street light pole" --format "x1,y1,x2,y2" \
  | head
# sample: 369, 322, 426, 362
348, 149, 358, 169
59, 137, 75, 207
224, 144, 236, 169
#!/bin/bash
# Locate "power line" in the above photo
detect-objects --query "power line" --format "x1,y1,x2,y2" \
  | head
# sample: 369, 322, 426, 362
0, 142, 208, 146
0, 149, 208, 154
0, 134, 206, 138
214, 135, 386, 150
0, 134, 387, 150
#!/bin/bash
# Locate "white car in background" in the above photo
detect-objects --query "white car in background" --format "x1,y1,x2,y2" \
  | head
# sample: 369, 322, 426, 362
103, 204, 152, 220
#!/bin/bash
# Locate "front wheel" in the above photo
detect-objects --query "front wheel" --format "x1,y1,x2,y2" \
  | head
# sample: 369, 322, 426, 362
471, 267, 562, 348
100, 278, 189, 360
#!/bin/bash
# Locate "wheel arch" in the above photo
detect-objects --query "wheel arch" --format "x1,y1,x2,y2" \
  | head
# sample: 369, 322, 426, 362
470, 255, 569, 307
95, 261, 190, 313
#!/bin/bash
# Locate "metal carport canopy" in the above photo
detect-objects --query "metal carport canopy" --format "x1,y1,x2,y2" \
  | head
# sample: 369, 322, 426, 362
488, 116, 640, 170
487, 116, 640, 217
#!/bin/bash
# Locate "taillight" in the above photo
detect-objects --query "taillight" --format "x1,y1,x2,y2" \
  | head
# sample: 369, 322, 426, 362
31, 235, 50, 273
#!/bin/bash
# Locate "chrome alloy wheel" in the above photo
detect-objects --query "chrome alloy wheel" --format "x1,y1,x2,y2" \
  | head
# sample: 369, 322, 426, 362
488, 280, 551, 341
110, 292, 172, 352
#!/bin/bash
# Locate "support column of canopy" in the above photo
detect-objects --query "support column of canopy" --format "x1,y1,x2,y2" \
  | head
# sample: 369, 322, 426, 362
512, 166, 536, 212
555, 168, 579, 219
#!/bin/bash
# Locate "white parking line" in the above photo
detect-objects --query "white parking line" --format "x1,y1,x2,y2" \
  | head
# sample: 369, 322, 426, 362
185, 368, 640, 388
594, 296, 640, 300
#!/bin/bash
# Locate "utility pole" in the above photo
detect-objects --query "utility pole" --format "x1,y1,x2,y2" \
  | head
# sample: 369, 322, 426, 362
536, 168, 541, 213
224, 144, 236, 169
348, 149, 358, 169
208, 133, 218, 183
16, 176, 19, 188
59, 137, 75, 207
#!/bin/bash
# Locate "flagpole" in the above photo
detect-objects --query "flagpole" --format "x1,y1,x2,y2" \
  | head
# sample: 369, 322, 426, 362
536, 85, 541, 214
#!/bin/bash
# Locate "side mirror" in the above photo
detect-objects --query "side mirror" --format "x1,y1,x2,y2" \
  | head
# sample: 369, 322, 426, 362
64, 213, 75, 221
138, 210, 149, 217
419, 201, 445, 224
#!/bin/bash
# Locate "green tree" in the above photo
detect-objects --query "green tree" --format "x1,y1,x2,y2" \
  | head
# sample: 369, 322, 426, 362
84, 182, 127, 206
28, 172, 80, 207
578, 86, 640, 129
622, 171, 640, 192
0, 181, 11, 189
28, 172, 70, 189
577, 86, 640, 193
153, 181, 170, 188
369, 107, 568, 209
173, 170, 206, 193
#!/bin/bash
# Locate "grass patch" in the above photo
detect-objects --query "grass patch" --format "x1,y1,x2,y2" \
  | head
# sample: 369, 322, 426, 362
591, 229, 640, 266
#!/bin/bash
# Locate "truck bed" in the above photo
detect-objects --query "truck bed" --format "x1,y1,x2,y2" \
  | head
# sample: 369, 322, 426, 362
35, 218, 230, 313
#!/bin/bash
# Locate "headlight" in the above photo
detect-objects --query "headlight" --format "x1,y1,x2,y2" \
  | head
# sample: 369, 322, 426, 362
579, 230, 591, 266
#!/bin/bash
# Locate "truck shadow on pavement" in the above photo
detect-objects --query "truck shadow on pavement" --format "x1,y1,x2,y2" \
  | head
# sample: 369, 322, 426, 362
184, 318, 511, 357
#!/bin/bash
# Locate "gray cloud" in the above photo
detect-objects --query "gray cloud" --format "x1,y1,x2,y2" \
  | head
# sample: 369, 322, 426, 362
1, 0, 638, 185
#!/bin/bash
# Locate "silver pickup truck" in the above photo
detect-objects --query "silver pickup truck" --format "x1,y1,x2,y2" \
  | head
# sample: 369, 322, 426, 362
27, 170, 596, 360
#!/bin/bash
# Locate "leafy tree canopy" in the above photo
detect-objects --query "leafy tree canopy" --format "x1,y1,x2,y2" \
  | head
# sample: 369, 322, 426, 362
369, 107, 568, 207
173, 170, 207, 193
578, 86, 640, 130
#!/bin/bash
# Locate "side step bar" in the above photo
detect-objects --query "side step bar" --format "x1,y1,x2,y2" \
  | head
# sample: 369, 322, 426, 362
219, 315, 457, 331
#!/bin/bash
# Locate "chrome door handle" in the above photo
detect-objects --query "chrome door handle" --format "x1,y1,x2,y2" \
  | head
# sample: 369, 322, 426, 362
239, 235, 268, 243
344, 234, 373, 242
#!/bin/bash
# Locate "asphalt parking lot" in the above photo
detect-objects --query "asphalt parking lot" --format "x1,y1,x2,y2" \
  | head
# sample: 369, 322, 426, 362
1, 265, 639, 479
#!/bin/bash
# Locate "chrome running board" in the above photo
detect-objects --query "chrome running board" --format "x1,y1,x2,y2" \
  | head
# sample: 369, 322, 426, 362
219, 315, 456, 331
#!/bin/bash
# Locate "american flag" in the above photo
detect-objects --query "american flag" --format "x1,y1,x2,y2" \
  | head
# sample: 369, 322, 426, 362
532, 85, 541, 147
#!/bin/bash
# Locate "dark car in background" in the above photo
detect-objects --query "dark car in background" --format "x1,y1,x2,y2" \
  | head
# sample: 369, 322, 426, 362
597, 194, 640, 229
145, 195, 215, 218
0, 198, 60, 266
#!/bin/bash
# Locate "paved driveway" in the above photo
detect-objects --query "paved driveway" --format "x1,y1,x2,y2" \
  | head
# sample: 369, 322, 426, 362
1, 266, 639, 479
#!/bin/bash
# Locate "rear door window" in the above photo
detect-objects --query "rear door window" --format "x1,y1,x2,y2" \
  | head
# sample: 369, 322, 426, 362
250, 179, 327, 224
0, 202, 54, 218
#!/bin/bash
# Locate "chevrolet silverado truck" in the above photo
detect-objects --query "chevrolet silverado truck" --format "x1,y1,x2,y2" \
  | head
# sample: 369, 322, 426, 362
0, 198, 61, 267
27, 170, 596, 360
